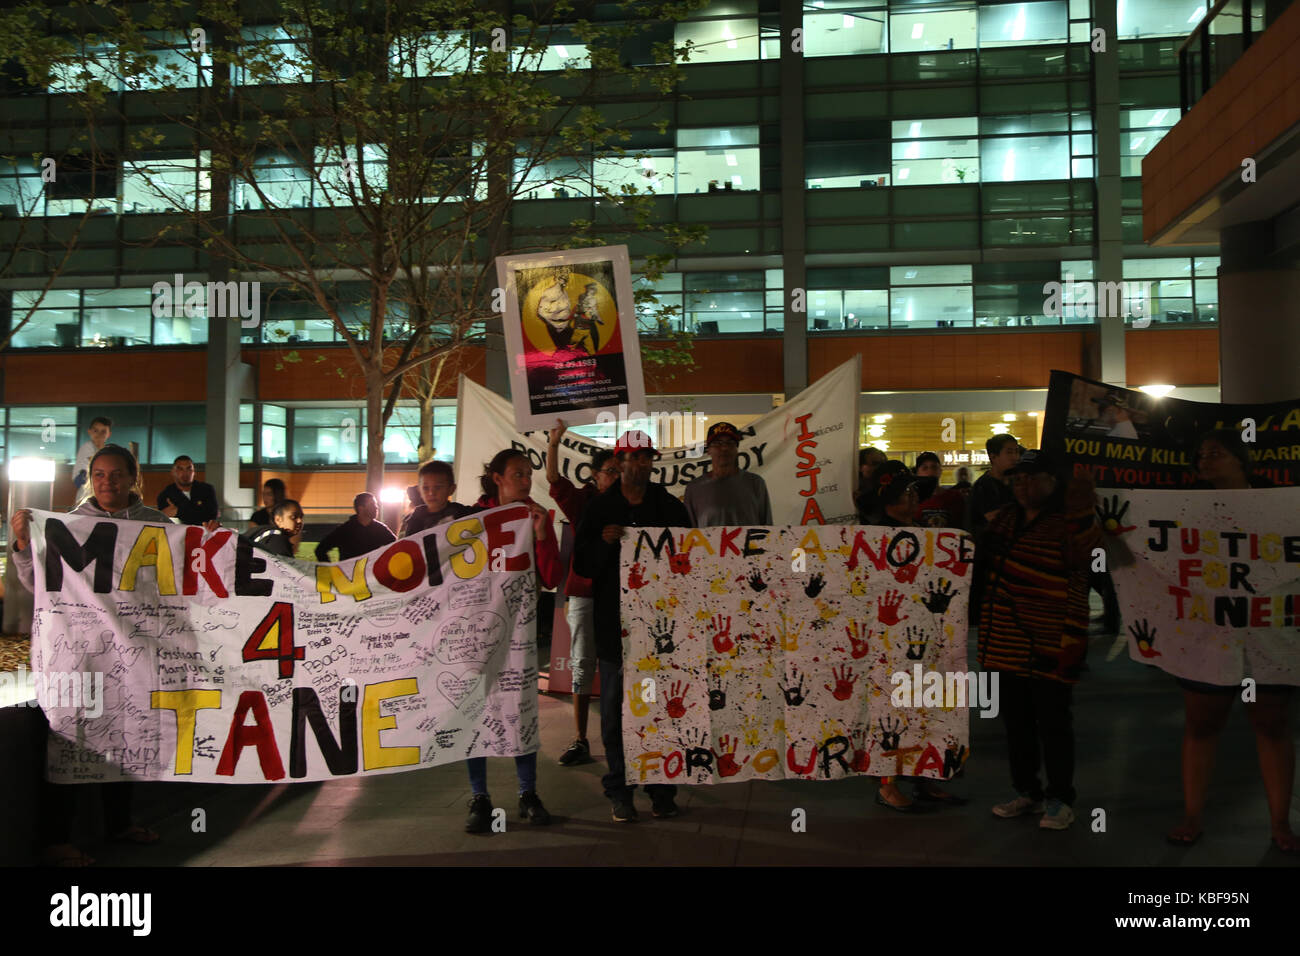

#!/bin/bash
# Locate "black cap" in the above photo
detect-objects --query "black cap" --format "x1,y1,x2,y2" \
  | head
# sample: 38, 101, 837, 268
1006, 449, 1056, 475
706, 421, 743, 446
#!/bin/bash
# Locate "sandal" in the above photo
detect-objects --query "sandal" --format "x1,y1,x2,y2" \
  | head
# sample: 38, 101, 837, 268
110, 825, 160, 845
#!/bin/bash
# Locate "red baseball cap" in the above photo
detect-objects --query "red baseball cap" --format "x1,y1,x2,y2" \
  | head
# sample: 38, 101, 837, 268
613, 429, 658, 457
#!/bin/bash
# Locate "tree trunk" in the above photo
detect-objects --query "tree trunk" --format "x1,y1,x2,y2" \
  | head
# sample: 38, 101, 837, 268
417, 394, 436, 462
365, 373, 386, 496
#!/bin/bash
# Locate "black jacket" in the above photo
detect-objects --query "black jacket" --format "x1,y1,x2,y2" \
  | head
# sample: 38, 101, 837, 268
315, 516, 397, 562
250, 526, 295, 557
400, 501, 474, 537
574, 480, 691, 663
157, 482, 219, 525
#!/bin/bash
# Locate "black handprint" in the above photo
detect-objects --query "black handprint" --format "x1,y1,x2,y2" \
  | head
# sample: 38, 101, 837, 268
708, 670, 727, 711
921, 578, 955, 614
747, 571, 767, 593
779, 666, 809, 707
878, 716, 905, 752
1096, 495, 1136, 534
1129, 618, 1161, 658
804, 572, 826, 598
903, 625, 929, 661
650, 618, 676, 655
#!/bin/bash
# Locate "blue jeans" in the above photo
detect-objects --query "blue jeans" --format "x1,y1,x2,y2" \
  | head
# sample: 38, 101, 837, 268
466, 753, 538, 796
599, 658, 676, 802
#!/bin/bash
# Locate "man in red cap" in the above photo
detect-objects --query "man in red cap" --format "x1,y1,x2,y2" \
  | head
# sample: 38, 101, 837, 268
684, 421, 772, 527
574, 429, 692, 822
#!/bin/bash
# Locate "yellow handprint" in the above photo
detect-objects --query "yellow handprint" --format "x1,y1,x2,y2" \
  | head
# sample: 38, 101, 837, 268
741, 713, 763, 748
627, 687, 650, 717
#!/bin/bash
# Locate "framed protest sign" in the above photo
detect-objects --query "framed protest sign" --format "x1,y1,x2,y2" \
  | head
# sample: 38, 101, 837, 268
494, 244, 646, 432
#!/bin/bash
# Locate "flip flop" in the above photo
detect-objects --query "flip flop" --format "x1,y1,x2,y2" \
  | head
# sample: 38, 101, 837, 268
1165, 828, 1202, 846
110, 825, 160, 845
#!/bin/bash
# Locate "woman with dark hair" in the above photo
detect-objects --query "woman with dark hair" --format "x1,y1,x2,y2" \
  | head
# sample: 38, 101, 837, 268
10, 444, 167, 865
1166, 430, 1295, 851
249, 478, 287, 529
462, 448, 562, 832
869, 461, 968, 812
250, 499, 304, 557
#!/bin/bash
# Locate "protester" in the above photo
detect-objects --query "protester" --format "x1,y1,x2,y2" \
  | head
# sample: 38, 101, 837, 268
156, 455, 219, 525
248, 478, 286, 529
10, 443, 164, 866
685, 421, 772, 527
401, 460, 472, 537
250, 499, 304, 557
463, 449, 562, 832
978, 450, 1099, 830
855, 446, 887, 523
1165, 429, 1295, 851
869, 461, 966, 812
545, 420, 621, 767
575, 430, 692, 823
73, 416, 112, 492
314, 492, 396, 561
966, 434, 1021, 536
953, 466, 972, 490
914, 451, 967, 528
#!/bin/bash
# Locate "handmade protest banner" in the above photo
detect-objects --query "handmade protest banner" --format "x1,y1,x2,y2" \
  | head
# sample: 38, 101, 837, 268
455, 356, 861, 527
20, 506, 541, 783
495, 244, 646, 431
1042, 370, 1300, 487
1105, 488, 1300, 686
618, 523, 979, 785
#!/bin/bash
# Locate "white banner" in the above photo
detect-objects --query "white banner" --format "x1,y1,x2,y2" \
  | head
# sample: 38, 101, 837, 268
455, 356, 862, 526
618, 523, 979, 785
23, 507, 541, 783
1109, 488, 1300, 685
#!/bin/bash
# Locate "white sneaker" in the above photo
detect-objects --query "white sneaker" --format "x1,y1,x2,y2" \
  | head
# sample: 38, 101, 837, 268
992, 794, 1045, 818
1038, 799, 1075, 830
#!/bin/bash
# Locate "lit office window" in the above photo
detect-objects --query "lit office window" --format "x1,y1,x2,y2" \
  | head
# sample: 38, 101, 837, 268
149, 405, 207, 464
890, 265, 974, 329
8, 290, 79, 348
1123, 258, 1198, 324
0, 159, 44, 216
593, 153, 675, 196
980, 134, 1070, 181
7, 406, 77, 463
1118, 0, 1209, 38
82, 288, 153, 348
512, 35, 592, 72
89, 406, 149, 460
635, 272, 684, 334
889, 3, 977, 53
891, 118, 979, 186
684, 271, 769, 334
804, 4, 889, 57
315, 144, 387, 206
293, 408, 363, 466
261, 404, 288, 465
372, 405, 422, 465
122, 152, 212, 213
125, 31, 212, 90
391, 31, 471, 77
515, 155, 593, 199
234, 150, 312, 209
978, 1, 1068, 46
43, 155, 116, 217
47, 41, 119, 93
676, 126, 760, 194
1193, 257, 1219, 321
1120, 108, 1175, 176
1059, 259, 1096, 325
809, 289, 890, 331
236, 25, 313, 85
240, 403, 256, 465
675, 15, 760, 63
262, 295, 337, 343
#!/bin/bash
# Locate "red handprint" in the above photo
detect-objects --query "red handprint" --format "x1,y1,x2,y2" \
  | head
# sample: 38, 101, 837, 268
711, 614, 734, 654
877, 589, 908, 626
669, 552, 691, 574
713, 735, 750, 778
665, 681, 691, 719
845, 621, 873, 659
628, 563, 647, 589
848, 727, 873, 773
825, 664, 859, 701
891, 561, 920, 585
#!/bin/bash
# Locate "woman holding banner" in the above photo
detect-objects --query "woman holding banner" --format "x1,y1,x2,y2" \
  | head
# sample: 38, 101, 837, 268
462, 449, 563, 832
10, 444, 168, 866
1167, 430, 1296, 852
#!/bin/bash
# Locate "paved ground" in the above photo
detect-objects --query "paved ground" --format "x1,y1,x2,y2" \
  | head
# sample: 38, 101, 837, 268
70, 613, 1299, 868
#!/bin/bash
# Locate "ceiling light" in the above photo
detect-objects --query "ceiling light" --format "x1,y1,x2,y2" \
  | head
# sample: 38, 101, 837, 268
897, 167, 910, 180
1188, 6, 1206, 23
843, 14, 855, 28
554, 45, 569, 59
912, 23, 924, 39
904, 270, 917, 279
726, 154, 738, 166
1138, 383, 1175, 398
1148, 109, 1169, 126
908, 122, 921, 137
1003, 413, 1017, 422
731, 175, 742, 186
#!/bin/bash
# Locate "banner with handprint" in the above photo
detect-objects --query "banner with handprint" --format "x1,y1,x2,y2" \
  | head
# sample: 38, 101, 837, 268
23, 505, 540, 783
619, 524, 977, 784
1102, 488, 1300, 685
1043, 370, 1300, 488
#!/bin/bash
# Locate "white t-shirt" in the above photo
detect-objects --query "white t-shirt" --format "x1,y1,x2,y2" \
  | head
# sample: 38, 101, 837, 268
74, 440, 97, 478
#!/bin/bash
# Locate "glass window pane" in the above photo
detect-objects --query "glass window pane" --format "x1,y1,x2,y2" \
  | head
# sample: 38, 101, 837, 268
11, 406, 77, 427
804, 9, 889, 57
980, 134, 1070, 181
151, 425, 207, 464
891, 285, 973, 328
82, 305, 152, 347
675, 18, 760, 63
262, 404, 287, 426
890, 265, 972, 285
9, 427, 77, 463
978, 1, 1068, 46
1119, 0, 1208, 38
890, 8, 977, 52
9, 310, 70, 348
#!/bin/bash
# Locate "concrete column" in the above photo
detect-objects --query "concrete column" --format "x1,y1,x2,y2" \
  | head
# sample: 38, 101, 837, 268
205, 310, 253, 515
1093, 0, 1126, 386
1218, 221, 1300, 403
780, 0, 807, 399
